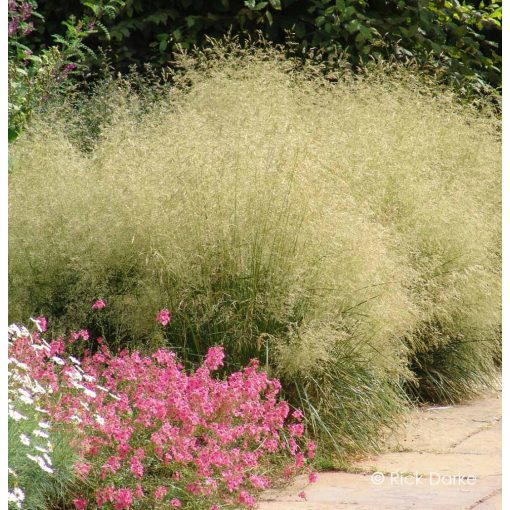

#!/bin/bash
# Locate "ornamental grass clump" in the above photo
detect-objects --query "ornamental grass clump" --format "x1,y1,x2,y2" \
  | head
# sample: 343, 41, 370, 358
8, 319, 313, 510
9, 41, 501, 459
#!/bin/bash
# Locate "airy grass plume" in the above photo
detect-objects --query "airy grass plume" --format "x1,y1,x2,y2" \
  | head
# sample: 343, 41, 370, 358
9, 40, 501, 458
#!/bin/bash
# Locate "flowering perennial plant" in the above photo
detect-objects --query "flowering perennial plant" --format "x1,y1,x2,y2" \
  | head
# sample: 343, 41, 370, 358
8, 324, 76, 509
8, 319, 316, 509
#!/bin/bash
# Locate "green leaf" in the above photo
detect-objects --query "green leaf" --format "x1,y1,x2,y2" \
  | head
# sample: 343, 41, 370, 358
359, 25, 372, 41
82, 2, 101, 16
345, 19, 361, 34
294, 22, 306, 38
8, 127, 19, 143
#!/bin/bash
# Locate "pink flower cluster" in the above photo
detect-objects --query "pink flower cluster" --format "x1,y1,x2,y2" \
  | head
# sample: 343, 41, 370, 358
8, 321, 317, 509
156, 308, 171, 326
92, 299, 106, 310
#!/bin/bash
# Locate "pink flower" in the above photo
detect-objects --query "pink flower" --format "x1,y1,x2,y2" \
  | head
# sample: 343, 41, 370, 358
306, 440, 316, 459
308, 471, 318, 483
74, 497, 87, 510
130, 456, 144, 478
203, 346, 225, 371
92, 299, 106, 310
8, 316, 311, 510
74, 462, 91, 479
289, 423, 304, 437
154, 486, 167, 500
102, 456, 121, 475
295, 453, 305, 468
69, 329, 89, 343
298, 491, 307, 500
238, 491, 257, 507
96, 487, 115, 507
292, 409, 304, 421
134, 484, 144, 499
35, 316, 47, 332
113, 488, 133, 510
249, 474, 269, 489
156, 309, 171, 326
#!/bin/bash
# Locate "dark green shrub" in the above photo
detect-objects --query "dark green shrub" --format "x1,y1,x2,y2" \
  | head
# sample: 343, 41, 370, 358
29, 0, 501, 93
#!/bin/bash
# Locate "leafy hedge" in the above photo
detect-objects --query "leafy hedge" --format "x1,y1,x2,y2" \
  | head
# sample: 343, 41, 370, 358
28, 0, 502, 93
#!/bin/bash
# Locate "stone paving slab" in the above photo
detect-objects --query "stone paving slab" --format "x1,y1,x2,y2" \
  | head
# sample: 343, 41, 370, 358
469, 490, 502, 510
260, 472, 500, 510
452, 422, 501, 456
356, 451, 501, 478
259, 393, 502, 510
382, 396, 501, 453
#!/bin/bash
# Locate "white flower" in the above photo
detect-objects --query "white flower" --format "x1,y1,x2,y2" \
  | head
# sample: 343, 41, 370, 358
8, 467, 17, 477
9, 408, 27, 421
38, 421, 51, 429
69, 356, 81, 365
32, 381, 47, 394
51, 356, 65, 366
35, 446, 49, 454
7, 492, 18, 502
19, 434, 30, 446
68, 368, 83, 382
70, 415, 82, 424
18, 389, 34, 405
26, 454, 54, 474
8, 490, 23, 508
14, 487, 25, 501
33, 429, 49, 439
83, 388, 97, 398
19, 394, 34, 405
8, 358, 29, 371
30, 317, 45, 332
41, 463, 54, 474
43, 453, 53, 466
95, 414, 105, 426
83, 374, 96, 382
35, 406, 50, 414
8, 324, 22, 337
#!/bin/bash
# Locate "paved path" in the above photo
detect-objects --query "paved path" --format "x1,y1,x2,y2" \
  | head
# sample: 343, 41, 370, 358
260, 393, 501, 510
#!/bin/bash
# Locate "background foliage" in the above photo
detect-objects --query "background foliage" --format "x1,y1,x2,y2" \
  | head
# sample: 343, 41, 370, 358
28, 0, 502, 93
